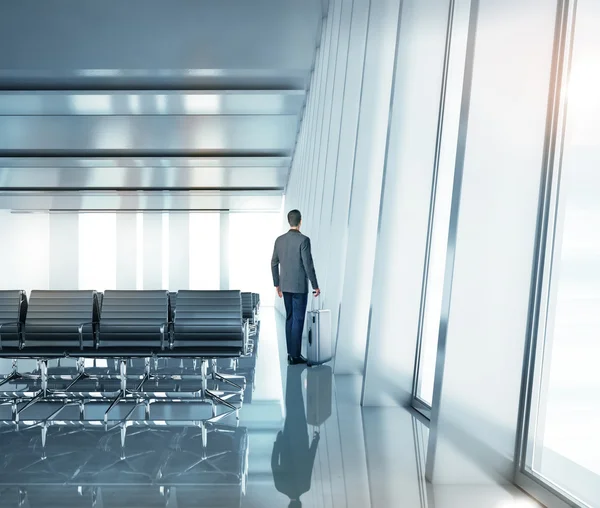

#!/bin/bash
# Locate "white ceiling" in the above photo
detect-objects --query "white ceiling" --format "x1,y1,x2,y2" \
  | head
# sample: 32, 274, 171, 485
0, 0, 323, 211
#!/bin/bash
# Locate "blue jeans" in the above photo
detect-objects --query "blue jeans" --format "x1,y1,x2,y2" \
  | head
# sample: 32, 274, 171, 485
283, 292, 308, 359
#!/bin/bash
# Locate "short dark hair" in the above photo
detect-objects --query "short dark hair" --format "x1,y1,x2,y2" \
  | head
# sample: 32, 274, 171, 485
288, 209, 302, 227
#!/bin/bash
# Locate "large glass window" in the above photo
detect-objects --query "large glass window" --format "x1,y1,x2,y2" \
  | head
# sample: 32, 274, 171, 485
412, 0, 466, 410
79, 213, 117, 291
0, 212, 50, 295
415, 157, 454, 407
229, 212, 281, 307
523, 2, 600, 506
189, 212, 220, 290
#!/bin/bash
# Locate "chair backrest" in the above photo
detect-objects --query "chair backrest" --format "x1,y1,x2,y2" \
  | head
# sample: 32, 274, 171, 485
0, 290, 27, 349
241, 292, 253, 320
169, 292, 177, 321
24, 290, 98, 351
98, 290, 169, 350
173, 290, 243, 356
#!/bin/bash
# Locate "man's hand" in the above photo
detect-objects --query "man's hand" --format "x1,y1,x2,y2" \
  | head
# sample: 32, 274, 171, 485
276, 287, 283, 298
313, 288, 321, 297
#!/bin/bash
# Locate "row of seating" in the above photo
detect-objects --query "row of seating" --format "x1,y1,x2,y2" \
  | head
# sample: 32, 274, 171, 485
0, 289, 260, 359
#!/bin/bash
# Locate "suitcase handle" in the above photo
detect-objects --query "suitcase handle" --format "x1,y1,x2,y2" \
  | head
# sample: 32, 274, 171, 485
308, 327, 312, 345
310, 292, 321, 312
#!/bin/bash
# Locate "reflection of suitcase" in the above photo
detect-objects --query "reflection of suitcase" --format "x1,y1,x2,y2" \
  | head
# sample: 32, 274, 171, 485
306, 301, 333, 366
307, 365, 333, 426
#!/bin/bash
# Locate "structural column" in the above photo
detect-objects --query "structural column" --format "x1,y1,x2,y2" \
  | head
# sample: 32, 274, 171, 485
325, 0, 370, 343
142, 213, 163, 289
169, 213, 190, 290
219, 212, 230, 290
49, 213, 79, 289
335, 0, 403, 375
116, 213, 137, 289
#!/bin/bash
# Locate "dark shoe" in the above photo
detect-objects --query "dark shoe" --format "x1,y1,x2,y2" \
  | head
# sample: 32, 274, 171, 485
290, 356, 307, 365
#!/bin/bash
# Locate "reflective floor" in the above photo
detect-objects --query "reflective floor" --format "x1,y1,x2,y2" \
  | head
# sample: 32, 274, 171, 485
0, 308, 539, 508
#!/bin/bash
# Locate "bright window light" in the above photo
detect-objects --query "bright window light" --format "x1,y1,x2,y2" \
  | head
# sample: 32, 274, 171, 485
189, 213, 220, 289
79, 213, 117, 291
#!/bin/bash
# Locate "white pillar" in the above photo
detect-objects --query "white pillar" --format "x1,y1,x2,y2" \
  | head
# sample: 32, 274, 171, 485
169, 213, 190, 291
49, 213, 78, 289
219, 212, 230, 290
116, 213, 137, 289
335, 0, 403, 375
325, 0, 370, 358
142, 212, 163, 289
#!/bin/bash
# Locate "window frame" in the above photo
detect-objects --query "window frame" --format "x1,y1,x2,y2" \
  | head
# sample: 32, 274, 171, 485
411, 0, 457, 416
514, 0, 590, 506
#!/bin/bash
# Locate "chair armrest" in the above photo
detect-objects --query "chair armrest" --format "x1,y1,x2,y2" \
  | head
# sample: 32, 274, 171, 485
78, 321, 95, 351
243, 321, 251, 355
160, 322, 171, 351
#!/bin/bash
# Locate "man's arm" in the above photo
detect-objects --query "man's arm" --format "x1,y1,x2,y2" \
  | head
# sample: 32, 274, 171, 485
300, 237, 319, 291
271, 240, 281, 287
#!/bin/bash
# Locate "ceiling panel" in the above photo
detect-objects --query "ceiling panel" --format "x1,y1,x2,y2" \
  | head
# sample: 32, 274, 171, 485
0, 70, 312, 92
0, 191, 283, 212
0, 157, 291, 168
0, 166, 288, 190
0, 116, 298, 155
0, 1, 321, 89
0, 91, 305, 116
0, 0, 321, 212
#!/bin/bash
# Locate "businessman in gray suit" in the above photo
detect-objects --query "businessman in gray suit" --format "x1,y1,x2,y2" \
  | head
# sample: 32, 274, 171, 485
271, 209, 320, 365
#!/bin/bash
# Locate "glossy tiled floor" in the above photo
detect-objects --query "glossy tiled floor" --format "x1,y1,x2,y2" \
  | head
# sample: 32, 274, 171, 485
0, 308, 539, 507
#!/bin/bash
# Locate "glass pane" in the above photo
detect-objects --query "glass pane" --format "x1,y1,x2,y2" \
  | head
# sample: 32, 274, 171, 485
526, 2, 600, 505
79, 213, 117, 291
229, 212, 281, 307
0, 212, 50, 296
417, 166, 454, 405
189, 212, 220, 290
413, 0, 465, 407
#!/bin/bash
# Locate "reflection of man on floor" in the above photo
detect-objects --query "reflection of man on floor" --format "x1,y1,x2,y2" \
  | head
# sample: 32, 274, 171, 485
271, 366, 320, 507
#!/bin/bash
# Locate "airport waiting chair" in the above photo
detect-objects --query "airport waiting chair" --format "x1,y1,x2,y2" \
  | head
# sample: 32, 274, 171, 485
172, 290, 245, 358
98, 290, 170, 355
23, 290, 99, 356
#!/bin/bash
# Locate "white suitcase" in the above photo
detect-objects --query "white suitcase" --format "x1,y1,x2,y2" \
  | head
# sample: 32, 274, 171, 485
306, 297, 333, 367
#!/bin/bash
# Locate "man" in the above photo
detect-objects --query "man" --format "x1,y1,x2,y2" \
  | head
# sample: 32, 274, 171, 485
271, 209, 320, 365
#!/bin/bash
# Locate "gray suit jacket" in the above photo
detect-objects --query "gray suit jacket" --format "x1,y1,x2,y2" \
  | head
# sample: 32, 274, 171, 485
271, 230, 319, 294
